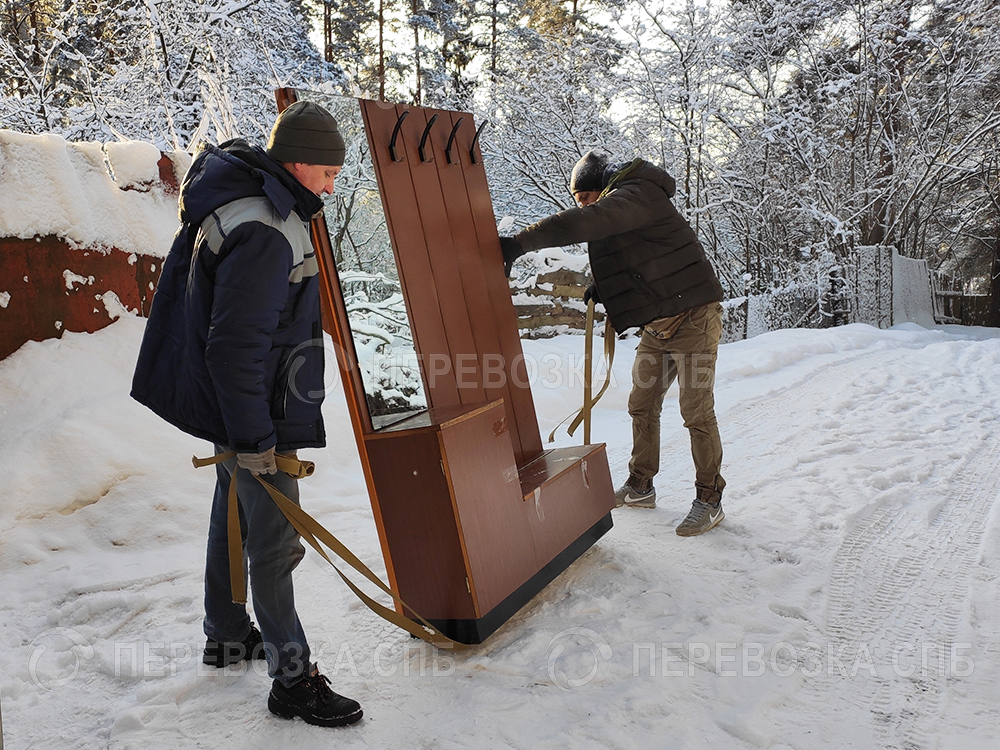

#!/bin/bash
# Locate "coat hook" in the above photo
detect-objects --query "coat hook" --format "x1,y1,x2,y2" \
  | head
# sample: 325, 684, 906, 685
419, 114, 438, 162
390, 110, 409, 162
470, 121, 488, 164
445, 117, 465, 164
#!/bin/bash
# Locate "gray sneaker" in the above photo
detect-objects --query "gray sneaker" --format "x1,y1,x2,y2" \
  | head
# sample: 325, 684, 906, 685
614, 482, 656, 508
676, 498, 724, 536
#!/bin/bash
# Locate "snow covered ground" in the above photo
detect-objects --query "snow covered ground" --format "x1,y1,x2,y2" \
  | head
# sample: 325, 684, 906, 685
2, 317, 999, 749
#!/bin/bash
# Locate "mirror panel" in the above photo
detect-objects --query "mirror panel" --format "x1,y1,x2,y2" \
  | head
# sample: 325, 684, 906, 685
293, 90, 427, 430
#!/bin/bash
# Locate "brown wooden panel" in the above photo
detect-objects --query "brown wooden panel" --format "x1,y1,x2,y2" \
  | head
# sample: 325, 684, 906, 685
439, 402, 539, 615
427, 108, 532, 462
448, 112, 544, 462
279, 92, 619, 644
361, 99, 461, 407
518, 445, 615, 566
364, 429, 477, 620
396, 107, 486, 406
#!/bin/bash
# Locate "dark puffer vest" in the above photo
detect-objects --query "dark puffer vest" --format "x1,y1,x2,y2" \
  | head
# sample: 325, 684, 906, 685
131, 140, 327, 453
514, 160, 724, 330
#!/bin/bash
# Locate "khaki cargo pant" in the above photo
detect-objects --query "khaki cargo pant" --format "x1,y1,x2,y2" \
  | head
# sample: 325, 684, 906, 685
627, 302, 725, 500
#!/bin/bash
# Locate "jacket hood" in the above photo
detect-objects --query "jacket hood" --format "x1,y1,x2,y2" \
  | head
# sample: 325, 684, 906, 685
178, 139, 324, 227
605, 159, 676, 199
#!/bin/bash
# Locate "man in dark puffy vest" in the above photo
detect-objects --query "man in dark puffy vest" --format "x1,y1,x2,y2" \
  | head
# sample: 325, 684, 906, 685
500, 150, 727, 536
131, 101, 363, 726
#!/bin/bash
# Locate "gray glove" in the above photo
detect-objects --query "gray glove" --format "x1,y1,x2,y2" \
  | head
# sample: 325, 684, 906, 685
237, 447, 277, 475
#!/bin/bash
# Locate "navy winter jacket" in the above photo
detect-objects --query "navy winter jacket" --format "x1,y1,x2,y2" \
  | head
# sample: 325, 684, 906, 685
131, 140, 327, 452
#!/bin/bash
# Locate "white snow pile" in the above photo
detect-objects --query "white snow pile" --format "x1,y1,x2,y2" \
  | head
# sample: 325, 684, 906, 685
509, 245, 591, 289
0, 131, 183, 258
1, 317, 999, 748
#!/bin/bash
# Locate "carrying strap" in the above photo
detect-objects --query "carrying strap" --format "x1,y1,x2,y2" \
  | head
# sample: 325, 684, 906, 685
193, 451, 468, 651
547, 300, 616, 443
543, 157, 637, 445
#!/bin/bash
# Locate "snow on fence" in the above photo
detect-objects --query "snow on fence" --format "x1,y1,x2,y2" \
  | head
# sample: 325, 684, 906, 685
891, 249, 937, 328
0, 131, 186, 360
509, 248, 606, 338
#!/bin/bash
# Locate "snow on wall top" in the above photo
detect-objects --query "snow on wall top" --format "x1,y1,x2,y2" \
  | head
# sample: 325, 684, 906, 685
0, 130, 182, 258
104, 140, 162, 187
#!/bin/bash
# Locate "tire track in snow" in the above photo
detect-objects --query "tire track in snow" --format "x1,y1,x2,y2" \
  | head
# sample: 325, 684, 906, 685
654, 346, 895, 493
817, 435, 999, 749
732, 337, 1000, 749
654, 336, 997, 747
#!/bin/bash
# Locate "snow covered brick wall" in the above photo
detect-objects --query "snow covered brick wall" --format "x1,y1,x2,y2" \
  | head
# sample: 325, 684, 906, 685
0, 131, 186, 360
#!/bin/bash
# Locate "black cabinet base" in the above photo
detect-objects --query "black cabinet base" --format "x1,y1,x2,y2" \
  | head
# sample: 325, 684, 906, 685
424, 512, 614, 645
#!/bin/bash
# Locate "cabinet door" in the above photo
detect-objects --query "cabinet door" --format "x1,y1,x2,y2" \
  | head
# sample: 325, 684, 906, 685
365, 429, 476, 621
440, 405, 538, 616
518, 445, 616, 568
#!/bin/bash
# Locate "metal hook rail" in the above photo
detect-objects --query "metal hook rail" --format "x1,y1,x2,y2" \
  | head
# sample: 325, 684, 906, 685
446, 117, 465, 164
419, 114, 438, 162
389, 110, 409, 162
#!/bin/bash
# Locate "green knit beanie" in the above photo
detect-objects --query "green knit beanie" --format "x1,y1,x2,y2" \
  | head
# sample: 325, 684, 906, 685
266, 101, 346, 167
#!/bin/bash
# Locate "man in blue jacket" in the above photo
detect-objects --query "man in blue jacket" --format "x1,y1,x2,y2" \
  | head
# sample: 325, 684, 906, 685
132, 101, 362, 727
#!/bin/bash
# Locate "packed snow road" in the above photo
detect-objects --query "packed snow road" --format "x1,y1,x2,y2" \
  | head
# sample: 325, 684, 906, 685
1, 318, 997, 749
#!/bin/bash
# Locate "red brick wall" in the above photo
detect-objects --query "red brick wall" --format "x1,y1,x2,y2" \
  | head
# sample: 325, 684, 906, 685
0, 236, 163, 360
0, 153, 177, 360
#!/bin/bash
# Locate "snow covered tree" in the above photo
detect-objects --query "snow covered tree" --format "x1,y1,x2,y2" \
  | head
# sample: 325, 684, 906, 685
1, 0, 344, 148
480, 20, 629, 232
736, 0, 1000, 280
609, 0, 1000, 295
613, 1, 730, 270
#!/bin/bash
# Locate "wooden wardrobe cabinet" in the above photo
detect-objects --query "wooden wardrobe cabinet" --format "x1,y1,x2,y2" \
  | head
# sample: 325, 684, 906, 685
365, 400, 613, 642
277, 89, 616, 644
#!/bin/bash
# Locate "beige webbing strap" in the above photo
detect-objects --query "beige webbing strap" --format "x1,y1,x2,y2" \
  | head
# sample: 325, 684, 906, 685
192, 451, 467, 651
547, 305, 616, 444
583, 301, 594, 445
226, 470, 245, 604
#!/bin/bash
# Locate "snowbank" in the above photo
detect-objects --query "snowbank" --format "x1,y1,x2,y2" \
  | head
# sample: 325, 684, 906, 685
0, 130, 183, 258
2, 317, 999, 748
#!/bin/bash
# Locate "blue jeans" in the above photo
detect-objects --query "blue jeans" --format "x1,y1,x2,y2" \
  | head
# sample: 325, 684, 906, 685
204, 448, 311, 686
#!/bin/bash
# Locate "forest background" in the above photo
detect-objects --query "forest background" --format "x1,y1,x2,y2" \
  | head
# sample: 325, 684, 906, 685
2, 0, 999, 305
